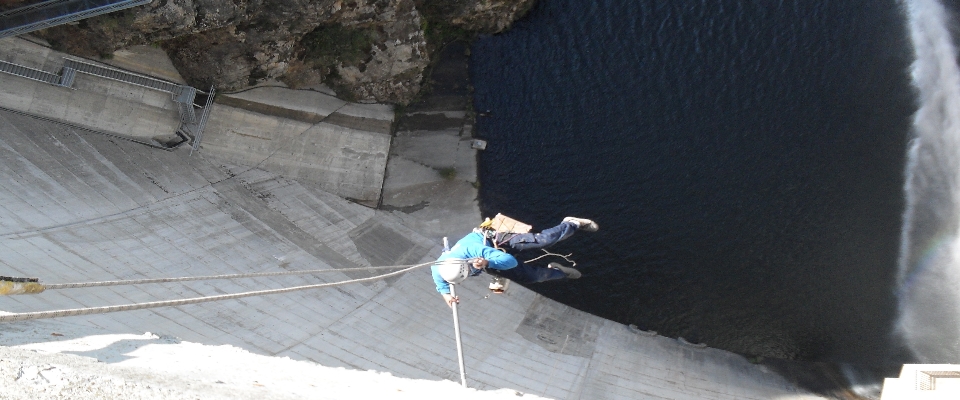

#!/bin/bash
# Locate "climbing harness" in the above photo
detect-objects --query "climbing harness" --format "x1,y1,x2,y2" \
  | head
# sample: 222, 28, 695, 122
0, 260, 468, 323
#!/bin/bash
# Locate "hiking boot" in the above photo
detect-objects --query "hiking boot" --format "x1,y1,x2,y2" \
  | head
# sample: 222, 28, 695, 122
563, 217, 599, 232
548, 262, 581, 279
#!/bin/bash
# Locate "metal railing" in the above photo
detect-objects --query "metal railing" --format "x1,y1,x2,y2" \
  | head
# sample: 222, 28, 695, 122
64, 58, 198, 124
0, 58, 61, 84
0, 56, 213, 150
189, 86, 215, 154
0, 0, 152, 39
64, 58, 186, 96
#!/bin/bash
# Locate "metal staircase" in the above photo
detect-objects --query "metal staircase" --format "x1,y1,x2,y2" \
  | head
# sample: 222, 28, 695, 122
0, 58, 67, 85
0, 0, 214, 150
0, 0, 152, 39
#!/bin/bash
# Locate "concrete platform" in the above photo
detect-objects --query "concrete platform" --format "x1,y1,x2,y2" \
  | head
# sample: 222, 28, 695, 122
0, 37, 394, 205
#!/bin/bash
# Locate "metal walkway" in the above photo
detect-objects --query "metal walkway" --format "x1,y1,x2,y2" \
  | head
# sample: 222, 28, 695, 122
63, 58, 184, 94
0, 55, 212, 149
64, 58, 197, 122
0, 58, 70, 85
0, 0, 152, 39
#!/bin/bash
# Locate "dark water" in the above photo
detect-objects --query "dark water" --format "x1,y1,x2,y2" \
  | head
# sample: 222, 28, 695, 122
471, 0, 915, 365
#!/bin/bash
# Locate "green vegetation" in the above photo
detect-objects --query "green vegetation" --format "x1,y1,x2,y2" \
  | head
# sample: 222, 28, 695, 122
94, 11, 136, 32
746, 356, 765, 364
288, 23, 378, 97
421, 18, 472, 51
438, 167, 458, 180
299, 24, 376, 75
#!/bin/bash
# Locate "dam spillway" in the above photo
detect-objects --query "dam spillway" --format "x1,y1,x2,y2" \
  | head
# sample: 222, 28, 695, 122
0, 37, 826, 399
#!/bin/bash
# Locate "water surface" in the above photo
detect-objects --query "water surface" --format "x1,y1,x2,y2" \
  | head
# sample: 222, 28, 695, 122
471, 0, 914, 364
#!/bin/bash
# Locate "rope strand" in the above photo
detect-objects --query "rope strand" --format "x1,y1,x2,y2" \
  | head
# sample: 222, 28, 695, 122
0, 259, 471, 323
523, 249, 577, 267
43, 265, 415, 290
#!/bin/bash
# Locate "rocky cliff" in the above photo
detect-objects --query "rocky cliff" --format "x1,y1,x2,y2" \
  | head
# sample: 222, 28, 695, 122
33, 0, 537, 104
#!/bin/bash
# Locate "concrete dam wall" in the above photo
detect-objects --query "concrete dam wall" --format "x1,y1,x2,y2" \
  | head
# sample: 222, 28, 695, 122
0, 37, 825, 399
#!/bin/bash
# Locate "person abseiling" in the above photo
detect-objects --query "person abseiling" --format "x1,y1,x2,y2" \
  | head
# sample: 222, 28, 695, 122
432, 217, 599, 307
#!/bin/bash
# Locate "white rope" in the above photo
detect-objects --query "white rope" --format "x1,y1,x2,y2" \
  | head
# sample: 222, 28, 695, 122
523, 249, 577, 267
42, 265, 414, 290
0, 259, 470, 323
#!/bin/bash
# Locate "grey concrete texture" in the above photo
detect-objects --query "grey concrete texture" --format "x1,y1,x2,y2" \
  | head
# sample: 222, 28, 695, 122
381, 121, 483, 241
381, 41, 486, 241
197, 103, 390, 206
198, 86, 396, 206
0, 38, 182, 142
0, 109, 827, 399
223, 87, 352, 119
0, 37, 396, 206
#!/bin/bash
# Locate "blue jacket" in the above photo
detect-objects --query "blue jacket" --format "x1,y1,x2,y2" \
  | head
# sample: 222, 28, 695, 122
432, 232, 518, 294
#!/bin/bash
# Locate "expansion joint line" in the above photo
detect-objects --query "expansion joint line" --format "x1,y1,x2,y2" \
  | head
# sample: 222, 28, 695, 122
0, 259, 468, 323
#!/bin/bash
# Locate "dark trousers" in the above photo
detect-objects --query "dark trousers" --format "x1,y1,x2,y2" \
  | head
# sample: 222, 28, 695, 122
488, 222, 578, 284
506, 221, 578, 251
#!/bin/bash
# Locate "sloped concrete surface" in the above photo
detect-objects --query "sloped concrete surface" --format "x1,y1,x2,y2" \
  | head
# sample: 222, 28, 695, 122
0, 37, 829, 399
382, 42, 484, 241
0, 109, 825, 399
197, 92, 391, 206
106, 45, 188, 85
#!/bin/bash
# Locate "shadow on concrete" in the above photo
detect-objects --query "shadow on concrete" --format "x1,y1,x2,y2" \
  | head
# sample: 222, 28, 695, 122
64, 335, 180, 364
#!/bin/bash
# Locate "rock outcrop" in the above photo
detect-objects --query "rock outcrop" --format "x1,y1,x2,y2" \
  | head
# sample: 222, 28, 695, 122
32, 0, 537, 104
416, 0, 537, 34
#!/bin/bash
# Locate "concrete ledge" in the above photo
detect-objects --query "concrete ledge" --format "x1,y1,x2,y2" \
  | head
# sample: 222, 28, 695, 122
0, 38, 181, 144
198, 103, 390, 206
